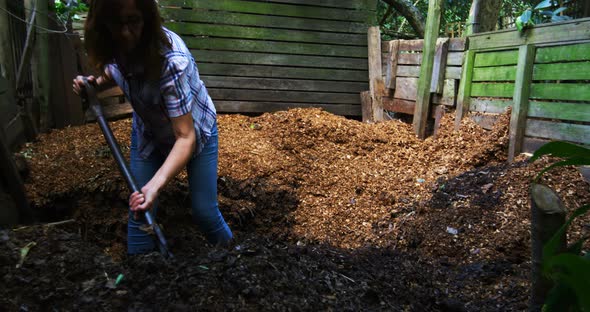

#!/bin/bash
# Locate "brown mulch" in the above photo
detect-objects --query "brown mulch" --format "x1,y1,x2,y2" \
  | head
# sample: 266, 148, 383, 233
1, 107, 589, 311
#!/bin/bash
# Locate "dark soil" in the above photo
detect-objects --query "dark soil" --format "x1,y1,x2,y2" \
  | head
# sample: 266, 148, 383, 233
1, 108, 589, 311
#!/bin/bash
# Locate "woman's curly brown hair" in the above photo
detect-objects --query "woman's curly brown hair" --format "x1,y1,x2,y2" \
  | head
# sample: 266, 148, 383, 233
84, 0, 171, 79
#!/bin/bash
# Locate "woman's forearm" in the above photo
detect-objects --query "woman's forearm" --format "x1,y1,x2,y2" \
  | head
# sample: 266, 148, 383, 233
150, 133, 196, 191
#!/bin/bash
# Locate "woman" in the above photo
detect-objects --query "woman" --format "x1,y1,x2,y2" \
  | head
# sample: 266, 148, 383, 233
73, 0, 233, 254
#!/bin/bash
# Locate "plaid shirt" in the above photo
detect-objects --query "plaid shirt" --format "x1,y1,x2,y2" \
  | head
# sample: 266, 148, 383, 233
106, 28, 216, 159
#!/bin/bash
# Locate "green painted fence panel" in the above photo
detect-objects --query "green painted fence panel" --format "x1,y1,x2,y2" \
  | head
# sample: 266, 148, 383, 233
531, 83, 590, 102
470, 83, 515, 98
533, 62, 590, 81
472, 66, 516, 82
474, 50, 519, 67
529, 101, 590, 123
535, 42, 590, 63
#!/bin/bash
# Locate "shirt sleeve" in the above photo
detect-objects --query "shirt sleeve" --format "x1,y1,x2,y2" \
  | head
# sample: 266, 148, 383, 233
160, 53, 193, 118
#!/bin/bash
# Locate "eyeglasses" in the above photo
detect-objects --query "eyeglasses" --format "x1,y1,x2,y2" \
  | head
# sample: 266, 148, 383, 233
105, 15, 143, 30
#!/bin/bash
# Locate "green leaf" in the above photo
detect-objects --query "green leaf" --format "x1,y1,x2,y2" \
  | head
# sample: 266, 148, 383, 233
567, 237, 589, 255
516, 17, 524, 31
546, 254, 590, 310
535, 0, 555, 10
552, 15, 572, 22
521, 10, 533, 23
543, 282, 577, 312
553, 7, 568, 15
543, 205, 590, 263
530, 141, 590, 163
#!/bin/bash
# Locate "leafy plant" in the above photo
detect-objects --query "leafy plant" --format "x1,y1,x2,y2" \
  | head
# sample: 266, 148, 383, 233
530, 141, 590, 311
516, 0, 573, 31
54, 0, 88, 25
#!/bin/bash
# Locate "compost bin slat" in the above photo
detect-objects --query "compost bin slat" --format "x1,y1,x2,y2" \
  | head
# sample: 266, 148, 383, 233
197, 63, 368, 82
183, 37, 368, 58
162, 9, 369, 34
159, 0, 372, 23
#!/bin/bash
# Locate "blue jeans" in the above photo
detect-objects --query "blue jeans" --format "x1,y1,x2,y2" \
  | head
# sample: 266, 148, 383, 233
127, 123, 233, 254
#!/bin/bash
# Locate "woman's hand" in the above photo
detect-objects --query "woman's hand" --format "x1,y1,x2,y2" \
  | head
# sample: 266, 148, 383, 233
129, 181, 161, 213
72, 75, 96, 95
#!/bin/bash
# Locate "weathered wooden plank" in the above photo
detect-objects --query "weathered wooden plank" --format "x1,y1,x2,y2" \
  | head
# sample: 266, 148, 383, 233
509, 44, 535, 162
183, 37, 367, 58
383, 98, 415, 114
159, 0, 372, 22
431, 38, 449, 93
162, 9, 369, 34
215, 101, 361, 116
474, 50, 519, 67
367, 26, 383, 121
385, 40, 400, 90
85, 102, 133, 122
533, 62, 590, 81
201, 76, 368, 93
529, 101, 590, 122
469, 99, 512, 114
455, 50, 476, 129
383, 98, 448, 115
472, 66, 517, 81
229, 0, 376, 10
192, 50, 368, 70
522, 137, 551, 154
449, 38, 466, 52
398, 53, 422, 65
399, 40, 424, 52
393, 77, 418, 101
530, 83, 590, 102
433, 79, 457, 106
445, 66, 462, 80
394, 39, 465, 52
468, 17, 590, 50
525, 119, 590, 144
471, 83, 515, 98
414, 0, 443, 139
197, 64, 368, 82
207, 89, 361, 104
397, 65, 420, 77
361, 91, 373, 122
535, 42, 590, 63
446, 51, 464, 66
167, 23, 367, 46
469, 114, 497, 130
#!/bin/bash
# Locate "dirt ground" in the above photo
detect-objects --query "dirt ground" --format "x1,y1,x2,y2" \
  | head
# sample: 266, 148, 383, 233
1, 108, 589, 311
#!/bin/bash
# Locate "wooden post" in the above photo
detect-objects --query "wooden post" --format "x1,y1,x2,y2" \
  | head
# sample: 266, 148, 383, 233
430, 38, 449, 94
508, 44, 535, 162
367, 26, 383, 122
530, 183, 566, 312
360, 91, 373, 123
413, 0, 444, 139
454, 49, 475, 130
0, 0, 16, 89
27, 0, 51, 131
385, 40, 400, 90
0, 125, 32, 224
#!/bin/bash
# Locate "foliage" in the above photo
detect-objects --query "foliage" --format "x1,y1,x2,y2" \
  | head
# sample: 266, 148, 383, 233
516, 0, 573, 31
53, 0, 88, 25
530, 141, 590, 312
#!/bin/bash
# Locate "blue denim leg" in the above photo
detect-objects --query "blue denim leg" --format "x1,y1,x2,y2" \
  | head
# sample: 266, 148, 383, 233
127, 130, 163, 254
187, 125, 233, 245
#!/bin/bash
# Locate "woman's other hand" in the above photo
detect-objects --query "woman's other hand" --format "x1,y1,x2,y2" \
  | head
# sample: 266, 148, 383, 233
72, 75, 96, 95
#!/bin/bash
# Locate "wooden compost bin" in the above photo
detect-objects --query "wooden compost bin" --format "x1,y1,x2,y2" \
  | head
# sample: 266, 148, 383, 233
456, 17, 590, 160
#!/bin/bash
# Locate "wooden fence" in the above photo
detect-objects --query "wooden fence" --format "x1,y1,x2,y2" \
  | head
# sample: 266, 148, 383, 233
158, 0, 376, 116
456, 17, 590, 160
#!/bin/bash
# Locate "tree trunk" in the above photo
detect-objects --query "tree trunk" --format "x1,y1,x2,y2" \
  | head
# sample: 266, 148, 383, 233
381, 0, 425, 38
466, 0, 502, 35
